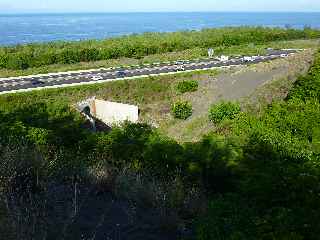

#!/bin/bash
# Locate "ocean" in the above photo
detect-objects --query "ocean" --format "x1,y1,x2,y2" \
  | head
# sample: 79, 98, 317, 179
0, 12, 319, 46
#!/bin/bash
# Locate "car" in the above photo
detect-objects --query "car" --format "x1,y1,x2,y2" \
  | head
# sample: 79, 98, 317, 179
116, 71, 126, 78
91, 76, 103, 81
219, 55, 229, 62
176, 65, 185, 71
243, 56, 254, 62
31, 79, 45, 85
174, 60, 187, 71
175, 60, 185, 65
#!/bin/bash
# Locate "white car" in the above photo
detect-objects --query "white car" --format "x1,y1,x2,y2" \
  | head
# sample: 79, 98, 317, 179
176, 65, 185, 71
92, 76, 103, 81
243, 56, 254, 62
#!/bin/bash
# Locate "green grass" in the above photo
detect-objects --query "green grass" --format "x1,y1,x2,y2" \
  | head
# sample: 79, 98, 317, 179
180, 116, 211, 142
0, 72, 190, 109
176, 80, 199, 93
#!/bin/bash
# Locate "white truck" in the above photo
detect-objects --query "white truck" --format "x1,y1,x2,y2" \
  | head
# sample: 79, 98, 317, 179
220, 55, 229, 62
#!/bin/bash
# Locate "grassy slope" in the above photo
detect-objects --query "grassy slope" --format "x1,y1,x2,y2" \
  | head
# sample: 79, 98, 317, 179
0, 49, 315, 143
0, 68, 217, 117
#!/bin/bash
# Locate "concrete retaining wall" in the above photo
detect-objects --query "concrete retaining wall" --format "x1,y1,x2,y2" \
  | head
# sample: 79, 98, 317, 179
94, 99, 139, 125
77, 97, 139, 126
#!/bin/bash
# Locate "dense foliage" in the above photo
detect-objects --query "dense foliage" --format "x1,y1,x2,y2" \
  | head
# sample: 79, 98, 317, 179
176, 80, 199, 93
171, 101, 193, 119
1, 27, 320, 70
197, 50, 320, 240
209, 101, 241, 123
287, 52, 320, 101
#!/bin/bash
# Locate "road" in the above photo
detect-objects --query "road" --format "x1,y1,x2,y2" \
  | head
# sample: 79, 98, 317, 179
0, 49, 298, 94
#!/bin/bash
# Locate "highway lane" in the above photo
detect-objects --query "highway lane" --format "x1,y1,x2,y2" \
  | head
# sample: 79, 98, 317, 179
0, 49, 298, 94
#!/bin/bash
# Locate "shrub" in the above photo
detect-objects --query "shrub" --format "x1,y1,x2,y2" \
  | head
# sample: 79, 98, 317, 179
171, 101, 193, 120
6, 53, 31, 70
196, 195, 256, 240
209, 102, 241, 123
183, 134, 239, 191
287, 50, 320, 102
176, 80, 199, 93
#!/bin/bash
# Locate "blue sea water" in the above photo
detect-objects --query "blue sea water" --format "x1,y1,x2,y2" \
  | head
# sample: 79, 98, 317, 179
0, 12, 319, 46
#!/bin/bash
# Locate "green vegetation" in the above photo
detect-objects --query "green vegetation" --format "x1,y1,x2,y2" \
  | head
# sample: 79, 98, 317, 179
176, 80, 199, 93
209, 101, 241, 123
1, 33, 320, 239
197, 50, 320, 240
1, 27, 320, 71
1, 38, 318, 78
287, 60, 320, 101
171, 101, 193, 119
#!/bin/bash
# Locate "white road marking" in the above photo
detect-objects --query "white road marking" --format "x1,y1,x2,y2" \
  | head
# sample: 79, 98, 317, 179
0, 50, 301, 94
0, 66, 235, 94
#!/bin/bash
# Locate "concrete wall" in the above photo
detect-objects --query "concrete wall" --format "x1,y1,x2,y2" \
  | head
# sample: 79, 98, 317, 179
94, 100, 139, 125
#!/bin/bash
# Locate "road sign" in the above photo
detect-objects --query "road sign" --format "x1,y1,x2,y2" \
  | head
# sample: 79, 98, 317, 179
208, 48, 214, 58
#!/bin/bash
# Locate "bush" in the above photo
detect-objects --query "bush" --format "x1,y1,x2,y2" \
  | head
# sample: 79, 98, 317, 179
6, 53, 30, 70
183, 134, 239, 191
287, 50, 320, 102
176, 80, 199, 93
196, 195, 256, 240
209, 102, 241, 123
171, 101, 193, 120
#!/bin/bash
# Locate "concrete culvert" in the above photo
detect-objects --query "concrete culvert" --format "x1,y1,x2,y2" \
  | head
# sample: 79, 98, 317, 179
76, 97, 139, 131
82, 106, 91, 116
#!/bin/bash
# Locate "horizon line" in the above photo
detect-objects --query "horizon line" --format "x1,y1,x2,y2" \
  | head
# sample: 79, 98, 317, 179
1, 10, 320, 15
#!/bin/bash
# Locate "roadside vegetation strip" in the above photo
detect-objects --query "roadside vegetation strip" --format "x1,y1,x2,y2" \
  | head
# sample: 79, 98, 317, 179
1, 27, 320, 71
0, 39, 318, 78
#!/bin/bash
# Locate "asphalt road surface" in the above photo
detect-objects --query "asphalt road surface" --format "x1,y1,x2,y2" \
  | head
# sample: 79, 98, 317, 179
0, 49, 298, 94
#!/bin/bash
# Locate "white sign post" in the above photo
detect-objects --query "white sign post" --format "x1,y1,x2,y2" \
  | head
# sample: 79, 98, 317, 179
208, 48, 214, 58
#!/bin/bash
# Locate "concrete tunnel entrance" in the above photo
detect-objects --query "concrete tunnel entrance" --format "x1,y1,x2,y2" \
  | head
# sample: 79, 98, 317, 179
77, 97, 139, 131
